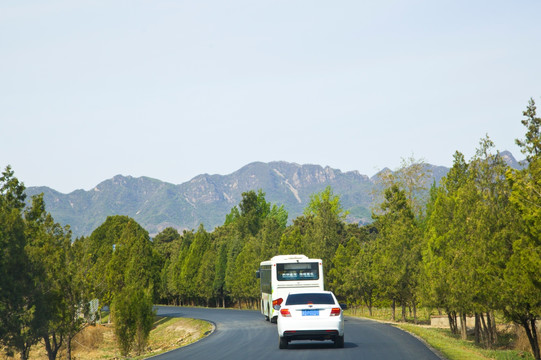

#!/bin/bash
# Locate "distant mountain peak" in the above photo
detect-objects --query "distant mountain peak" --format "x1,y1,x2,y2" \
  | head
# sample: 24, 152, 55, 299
499, 150, 523, 169
24, 155, 524, 237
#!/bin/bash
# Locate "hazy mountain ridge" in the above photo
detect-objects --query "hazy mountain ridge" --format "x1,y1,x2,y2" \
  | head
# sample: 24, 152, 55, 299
25, 152, 522, 237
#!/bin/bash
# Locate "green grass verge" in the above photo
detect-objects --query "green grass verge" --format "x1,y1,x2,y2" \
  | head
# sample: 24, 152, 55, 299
345, 307, 535, 360
396, 324, 534, 360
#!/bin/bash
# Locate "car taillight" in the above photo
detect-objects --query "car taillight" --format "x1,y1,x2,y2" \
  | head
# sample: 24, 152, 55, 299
330, 307, 341, 316
272, 298, 283, 307
280, 308, 291, 317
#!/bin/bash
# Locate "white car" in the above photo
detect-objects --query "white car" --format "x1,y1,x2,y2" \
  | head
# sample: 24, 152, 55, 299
275, 290, 345, 349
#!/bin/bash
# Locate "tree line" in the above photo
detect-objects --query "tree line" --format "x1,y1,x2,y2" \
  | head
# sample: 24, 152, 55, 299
1, 98, 540, 359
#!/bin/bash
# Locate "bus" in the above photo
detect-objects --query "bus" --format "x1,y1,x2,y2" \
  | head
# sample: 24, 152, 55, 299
256, 255, 324, 323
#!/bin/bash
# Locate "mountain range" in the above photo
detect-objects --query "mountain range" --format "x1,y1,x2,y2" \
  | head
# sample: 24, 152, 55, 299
25, 151, 522, 237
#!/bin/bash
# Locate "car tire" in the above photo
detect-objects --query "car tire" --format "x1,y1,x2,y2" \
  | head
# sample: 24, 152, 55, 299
279, 336, 288, 349
334, 335, 344, 348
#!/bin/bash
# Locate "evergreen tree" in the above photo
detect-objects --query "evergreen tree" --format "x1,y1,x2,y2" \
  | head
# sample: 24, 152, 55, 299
180, 224, 211, 302
515, 98, 541, 162
168, 230, 194, 305
196, 244, 217, 307
303, 186, 347, 275
505, 99, 541, 359
0, 166, 38, 360
86, 215, 158, 356
153, 227, 181, 261
278, 227, 304, 255
372, 184, 420, 322
349, 239, 377, 315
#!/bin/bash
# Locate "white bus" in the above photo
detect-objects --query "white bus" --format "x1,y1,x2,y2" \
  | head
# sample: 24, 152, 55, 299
256, 255, 324, 323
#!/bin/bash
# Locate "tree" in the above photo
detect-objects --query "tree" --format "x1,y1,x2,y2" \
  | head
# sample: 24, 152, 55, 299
374, 155, 432, 217
237, 190, 271, 237
422, 151, 469, 334
328, 237, 360, 298
86, 216, 149, 308
153, 227, 181, 261
62, 237, 92, 360
24, 195, 84, 360
278, 226, 304, 255
229, 237, 261, 308
112, 284, 155, 356
372, 184, 420, 322
349, 239, 377, 315
86, 215, 158, 356
504, 99, 541, 359
515, 98, 541, 162
423, 138, 516, 343
180, 224, 211, 303
303, 186, 347, 275
258, 216, 285, 260
196, 244, 217, 307
1, 168, 91, 360
0, 166, 38, 360
168, 230, 194, 305
212, 226, 233, 308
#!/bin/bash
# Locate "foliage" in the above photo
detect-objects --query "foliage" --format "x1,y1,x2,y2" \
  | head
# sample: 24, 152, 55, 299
515, 98, 541, 162
0, 167, 90, 360
112, 285, 155, 356
2, 97, 541, 359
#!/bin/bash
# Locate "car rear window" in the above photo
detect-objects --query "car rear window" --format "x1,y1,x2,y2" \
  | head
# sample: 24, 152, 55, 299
285, 293, 335, 305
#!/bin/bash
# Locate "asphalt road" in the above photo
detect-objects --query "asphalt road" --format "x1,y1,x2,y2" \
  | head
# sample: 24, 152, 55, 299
151, 306, 442, 360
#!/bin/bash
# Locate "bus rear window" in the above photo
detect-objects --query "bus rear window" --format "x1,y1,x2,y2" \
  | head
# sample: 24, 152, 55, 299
276, 262, 319, 281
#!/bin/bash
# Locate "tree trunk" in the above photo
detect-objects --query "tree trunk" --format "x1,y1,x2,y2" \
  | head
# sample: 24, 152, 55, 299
448, 311, 458, 334
486, 312, 495, 347
67, 335, 73, 360
391, 299, 396, 322
475, 313, 481, 344
521, 317, 541, 360
44, 332, 62, 360
401, 303, 407, 322
489, 311, 498, 345
460, 312, 467, 340
19, 343, 31, 360
413, 302, 418, 324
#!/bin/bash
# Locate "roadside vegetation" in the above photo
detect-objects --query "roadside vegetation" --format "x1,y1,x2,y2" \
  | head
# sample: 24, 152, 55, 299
348, 307, 537, 360
1, 98, 540, 359
0, 315, 212, 360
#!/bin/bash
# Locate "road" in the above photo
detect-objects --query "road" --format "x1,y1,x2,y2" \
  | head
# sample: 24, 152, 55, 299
151, 306, 442, 360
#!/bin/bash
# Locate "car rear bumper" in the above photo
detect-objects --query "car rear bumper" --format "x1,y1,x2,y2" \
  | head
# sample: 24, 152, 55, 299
282, 330, 340, 341
278, 317, 344, 336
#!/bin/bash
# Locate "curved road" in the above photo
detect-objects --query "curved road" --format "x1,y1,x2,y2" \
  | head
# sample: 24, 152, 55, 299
151, 306, 442, 360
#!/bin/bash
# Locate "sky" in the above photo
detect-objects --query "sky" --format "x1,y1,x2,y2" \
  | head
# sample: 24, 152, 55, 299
1, 0, 540, 194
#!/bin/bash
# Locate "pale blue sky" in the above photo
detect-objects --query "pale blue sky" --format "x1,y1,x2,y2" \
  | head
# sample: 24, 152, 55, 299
1, 0, 540, 193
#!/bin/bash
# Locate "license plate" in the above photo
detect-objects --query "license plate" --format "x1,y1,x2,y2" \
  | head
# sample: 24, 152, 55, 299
302, 309, 319, 316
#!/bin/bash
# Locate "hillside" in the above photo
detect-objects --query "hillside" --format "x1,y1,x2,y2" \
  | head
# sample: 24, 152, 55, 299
24, 152, 522, 237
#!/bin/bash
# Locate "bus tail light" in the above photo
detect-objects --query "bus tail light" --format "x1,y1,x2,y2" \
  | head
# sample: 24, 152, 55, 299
273, 298, 283, 307
330, 308, 341, 316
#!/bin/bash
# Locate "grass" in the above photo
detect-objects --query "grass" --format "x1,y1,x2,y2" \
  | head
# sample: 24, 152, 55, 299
0, 316, 213, 360
345, 307, 536, 360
